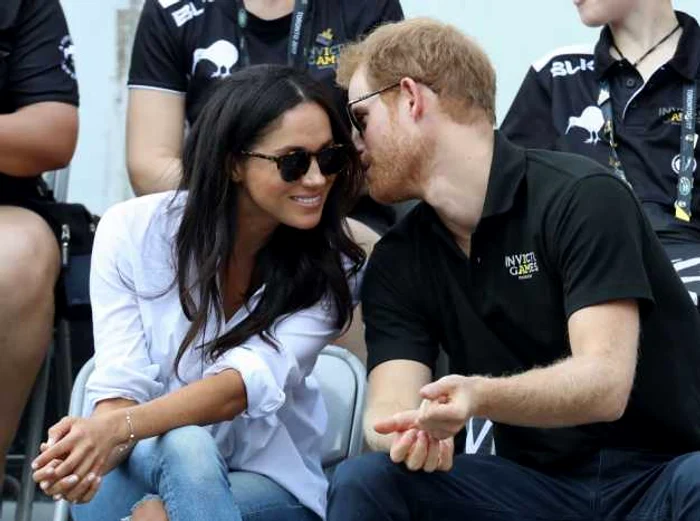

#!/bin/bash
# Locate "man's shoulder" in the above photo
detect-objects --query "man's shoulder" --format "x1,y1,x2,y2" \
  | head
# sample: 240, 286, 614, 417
530, 43, 596, 77
371, 202, 432, 260
141, 0, 220, 31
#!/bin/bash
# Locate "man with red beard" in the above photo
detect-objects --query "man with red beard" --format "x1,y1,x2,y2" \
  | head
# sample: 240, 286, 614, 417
328, 18, 700, 521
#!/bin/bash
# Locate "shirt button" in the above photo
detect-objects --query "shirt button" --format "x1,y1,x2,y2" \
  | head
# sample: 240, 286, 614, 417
625, 78, 637, 88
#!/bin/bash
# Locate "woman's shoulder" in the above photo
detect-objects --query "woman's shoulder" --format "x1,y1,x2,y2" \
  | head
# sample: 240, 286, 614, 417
97, 191, 185, 250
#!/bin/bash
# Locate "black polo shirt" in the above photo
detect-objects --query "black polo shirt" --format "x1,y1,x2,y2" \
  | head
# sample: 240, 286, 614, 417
501, 11, 700, 239
363, 131, 700, 470
128, 0, 403, 125
0, 0, 79, 198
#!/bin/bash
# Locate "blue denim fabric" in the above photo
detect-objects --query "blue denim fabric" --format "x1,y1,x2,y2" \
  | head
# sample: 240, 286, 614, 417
72, 426, 320, 521
328, 449, 700, 521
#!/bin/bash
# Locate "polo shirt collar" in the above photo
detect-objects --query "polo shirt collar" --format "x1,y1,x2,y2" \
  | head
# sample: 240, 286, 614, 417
481, 131, 527, 219
594, 11, 700, 81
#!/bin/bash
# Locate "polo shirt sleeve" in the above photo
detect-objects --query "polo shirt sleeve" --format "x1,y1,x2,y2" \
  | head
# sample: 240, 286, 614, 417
501, 67, 558, 150
362, 240, 439, 374
85, 204, 165, 411
546, 173, 655, 318
2, 0, 78, 110
128, 0, 187, 93
346, 0, 404, 38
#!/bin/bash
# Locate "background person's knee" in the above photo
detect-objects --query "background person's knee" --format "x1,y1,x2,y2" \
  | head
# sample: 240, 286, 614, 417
0, 207, 60, 310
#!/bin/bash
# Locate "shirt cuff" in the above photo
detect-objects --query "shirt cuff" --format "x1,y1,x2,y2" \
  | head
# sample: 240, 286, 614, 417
85, 362, 163, 414
203, 347, 286, 419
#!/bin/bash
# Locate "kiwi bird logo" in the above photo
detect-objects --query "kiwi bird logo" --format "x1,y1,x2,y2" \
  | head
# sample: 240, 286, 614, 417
565, 106, 605, 145
192, 40, 239, 78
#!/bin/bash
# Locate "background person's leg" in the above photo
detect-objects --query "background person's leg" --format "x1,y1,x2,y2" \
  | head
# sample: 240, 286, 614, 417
328, 451, 594, 521
0, 206, 59, 485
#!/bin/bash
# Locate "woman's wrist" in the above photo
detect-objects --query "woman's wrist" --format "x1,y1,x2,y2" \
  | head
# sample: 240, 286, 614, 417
106, 408, 137, 450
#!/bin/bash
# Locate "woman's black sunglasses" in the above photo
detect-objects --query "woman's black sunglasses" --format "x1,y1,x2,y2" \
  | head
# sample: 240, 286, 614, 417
241, 144, 350, 183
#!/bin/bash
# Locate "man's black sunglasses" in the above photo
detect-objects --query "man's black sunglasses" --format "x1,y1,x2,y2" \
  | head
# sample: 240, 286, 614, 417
346, 82, 401, 136
241, 144, 350, 183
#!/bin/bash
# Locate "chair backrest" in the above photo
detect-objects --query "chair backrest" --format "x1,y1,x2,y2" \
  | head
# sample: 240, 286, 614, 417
65, 346, 366, 466
314, 345, 366, 468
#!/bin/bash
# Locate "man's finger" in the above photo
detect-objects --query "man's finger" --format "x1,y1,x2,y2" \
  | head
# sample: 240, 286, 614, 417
375, 410, 419, 435
405, 431, 429, 471
423, 436, 440, 473
389, 429, 417, 463
419, 376, 459, 400
437, 438, 455, 471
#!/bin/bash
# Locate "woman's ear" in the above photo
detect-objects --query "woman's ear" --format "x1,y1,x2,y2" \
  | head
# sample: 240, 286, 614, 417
231, 167, 242, 183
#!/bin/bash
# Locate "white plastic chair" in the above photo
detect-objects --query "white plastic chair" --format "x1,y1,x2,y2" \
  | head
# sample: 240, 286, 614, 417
53, 345, 366, 520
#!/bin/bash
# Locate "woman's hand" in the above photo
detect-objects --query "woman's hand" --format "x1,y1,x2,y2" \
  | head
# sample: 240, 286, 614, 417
31, 413, 128, 500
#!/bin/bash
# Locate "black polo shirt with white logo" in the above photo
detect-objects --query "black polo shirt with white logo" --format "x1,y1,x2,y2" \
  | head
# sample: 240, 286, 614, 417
502, 11, 700, 238
363, 131, 700, 470
0, 0, 79, 197
128, 0, 403, 124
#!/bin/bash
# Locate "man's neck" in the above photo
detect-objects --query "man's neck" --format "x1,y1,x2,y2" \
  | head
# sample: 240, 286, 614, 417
243, 0, 295, 20
421, 120, 494, 253
609, 2, 680, 80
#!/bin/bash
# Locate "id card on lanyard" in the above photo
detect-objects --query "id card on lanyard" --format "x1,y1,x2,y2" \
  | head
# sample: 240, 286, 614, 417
598, 78, 698, 221
235, 0, 310, 69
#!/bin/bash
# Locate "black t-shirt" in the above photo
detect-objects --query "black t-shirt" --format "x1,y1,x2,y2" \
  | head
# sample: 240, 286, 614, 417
128, 0, 403, 233
502, 11, 700, 240
0, 0, 79, 195
363, 131, 700, 470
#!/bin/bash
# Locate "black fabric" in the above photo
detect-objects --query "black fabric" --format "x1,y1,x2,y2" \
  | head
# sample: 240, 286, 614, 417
363, 131, 700, 471
501, 11, 700, 238
127, 0, 403, 234
0, 0, 78, 114
328, 450, 700, 521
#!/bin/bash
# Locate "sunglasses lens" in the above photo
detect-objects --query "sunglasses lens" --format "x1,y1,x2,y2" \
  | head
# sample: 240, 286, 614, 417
318, 146, 349, 175
279, 151, 311, 182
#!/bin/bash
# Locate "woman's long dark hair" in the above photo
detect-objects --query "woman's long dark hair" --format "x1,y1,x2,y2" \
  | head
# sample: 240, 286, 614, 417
172, 65, 365, 372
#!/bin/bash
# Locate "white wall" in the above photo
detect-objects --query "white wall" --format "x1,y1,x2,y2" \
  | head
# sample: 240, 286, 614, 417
60, 0, 700, 213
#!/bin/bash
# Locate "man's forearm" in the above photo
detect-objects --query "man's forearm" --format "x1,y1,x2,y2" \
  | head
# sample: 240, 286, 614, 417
0, 103, 77, 176
473, 355, 633, 427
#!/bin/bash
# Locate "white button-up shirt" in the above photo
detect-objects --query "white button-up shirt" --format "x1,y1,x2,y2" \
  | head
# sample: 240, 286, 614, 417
86, 192, 361, 519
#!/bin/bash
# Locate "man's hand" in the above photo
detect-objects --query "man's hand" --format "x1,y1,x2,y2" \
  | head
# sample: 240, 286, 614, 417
374, 407, 454, 472
417, 375, 480, 440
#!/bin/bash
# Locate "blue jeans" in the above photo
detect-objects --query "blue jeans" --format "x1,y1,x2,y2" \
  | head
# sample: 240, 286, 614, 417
72, 426, 320, 521
328, 450, 700, 521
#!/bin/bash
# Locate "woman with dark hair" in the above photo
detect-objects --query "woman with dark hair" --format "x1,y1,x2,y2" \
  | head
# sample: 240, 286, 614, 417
31, 64, 365, 521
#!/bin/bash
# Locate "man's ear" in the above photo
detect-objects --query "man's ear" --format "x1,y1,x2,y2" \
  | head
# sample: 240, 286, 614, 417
399, 77, 425, 122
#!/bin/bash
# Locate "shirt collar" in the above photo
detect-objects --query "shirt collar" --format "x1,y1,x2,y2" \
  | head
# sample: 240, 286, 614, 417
595, 11, 700, 81
480, 131, 527, 219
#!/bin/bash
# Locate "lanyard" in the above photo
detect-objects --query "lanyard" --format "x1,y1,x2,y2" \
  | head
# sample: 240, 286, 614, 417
598, 79, 698, 221
235, 0, 310, 69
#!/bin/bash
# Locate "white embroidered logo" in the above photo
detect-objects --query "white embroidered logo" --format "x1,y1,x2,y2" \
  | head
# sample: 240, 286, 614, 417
566, 106, 604, 145
192, 40, 239, 78
172, 2, 205, 27
58, 35, 76, 80
505, 251, 539, 280
550, 58, 595, 77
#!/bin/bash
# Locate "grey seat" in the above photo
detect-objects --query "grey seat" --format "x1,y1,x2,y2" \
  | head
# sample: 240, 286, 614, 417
52, 345, 366, 520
